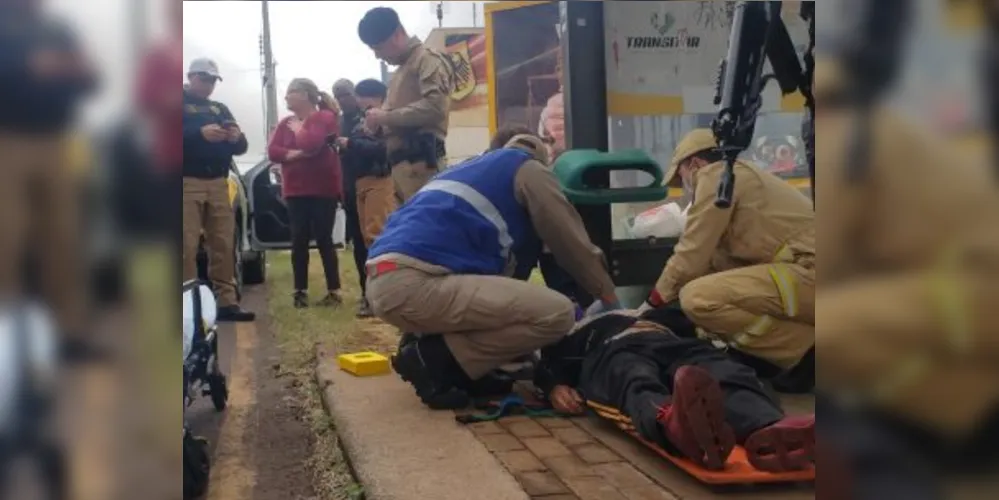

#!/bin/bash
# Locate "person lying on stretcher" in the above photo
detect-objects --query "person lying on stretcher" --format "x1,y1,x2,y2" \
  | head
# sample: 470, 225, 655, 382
533, 308, 815, 473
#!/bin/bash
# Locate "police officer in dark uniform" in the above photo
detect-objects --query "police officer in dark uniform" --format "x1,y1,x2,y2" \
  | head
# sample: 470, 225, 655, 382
182, 57, 254, 322
357, 7, 452, 202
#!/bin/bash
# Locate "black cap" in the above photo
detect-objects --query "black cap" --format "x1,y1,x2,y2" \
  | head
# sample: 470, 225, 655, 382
358, 7, 401, 47
355, 79, 388, 99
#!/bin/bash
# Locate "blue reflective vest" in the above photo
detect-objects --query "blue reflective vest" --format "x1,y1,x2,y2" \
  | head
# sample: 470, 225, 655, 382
368, 148, 542, 275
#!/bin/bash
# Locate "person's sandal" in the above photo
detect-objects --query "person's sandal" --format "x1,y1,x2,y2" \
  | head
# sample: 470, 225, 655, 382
293, 291, 309, 309
316, 291, 343, 308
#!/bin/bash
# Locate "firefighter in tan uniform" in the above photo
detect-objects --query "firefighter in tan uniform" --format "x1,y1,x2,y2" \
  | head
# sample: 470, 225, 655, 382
364, 131, 622, 410
638, 129, 815, 371
358, 7, 451, 202
814, 57, 999, 438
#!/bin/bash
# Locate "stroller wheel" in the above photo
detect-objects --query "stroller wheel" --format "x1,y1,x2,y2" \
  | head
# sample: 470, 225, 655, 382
183, 430, 211, 499
208, 373, 229, 411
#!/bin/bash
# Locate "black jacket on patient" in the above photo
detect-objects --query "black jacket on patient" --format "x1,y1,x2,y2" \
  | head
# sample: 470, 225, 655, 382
533, 309, 784, 451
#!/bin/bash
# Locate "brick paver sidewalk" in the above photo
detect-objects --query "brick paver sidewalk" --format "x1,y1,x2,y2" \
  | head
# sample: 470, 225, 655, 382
467, 415, 675, 499
462, 393, 815, 500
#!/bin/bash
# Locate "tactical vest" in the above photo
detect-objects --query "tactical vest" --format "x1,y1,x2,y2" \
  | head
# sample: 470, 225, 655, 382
368, 149, 543, 275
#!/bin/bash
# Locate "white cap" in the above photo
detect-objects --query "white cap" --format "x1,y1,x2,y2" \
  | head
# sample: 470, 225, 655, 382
188, 58, 222, 80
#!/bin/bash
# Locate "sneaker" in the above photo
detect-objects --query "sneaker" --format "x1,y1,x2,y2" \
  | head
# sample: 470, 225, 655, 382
744, 415, 815, 472
316, 291, 343, 308
356, 298, 374, 318
293, 291, 309, 309
391, 335, 470, 410
655, 365, 736, 470
217, 305, 256, 322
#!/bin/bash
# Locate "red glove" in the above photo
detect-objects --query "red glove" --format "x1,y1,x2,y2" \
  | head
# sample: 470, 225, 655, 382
644, 289, 666, 309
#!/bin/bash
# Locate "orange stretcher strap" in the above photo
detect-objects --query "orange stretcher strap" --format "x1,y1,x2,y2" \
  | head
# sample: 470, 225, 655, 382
585, 400, 815, 485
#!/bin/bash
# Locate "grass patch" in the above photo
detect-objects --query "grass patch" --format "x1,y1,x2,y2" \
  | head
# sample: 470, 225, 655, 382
265, 248, 398, 500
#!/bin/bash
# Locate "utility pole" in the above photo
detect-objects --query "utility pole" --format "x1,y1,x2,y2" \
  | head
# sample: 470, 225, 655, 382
130, 0, 147, 70
380, 61, 390, 84
261, 0, 279, 138
472, 2, 477, 28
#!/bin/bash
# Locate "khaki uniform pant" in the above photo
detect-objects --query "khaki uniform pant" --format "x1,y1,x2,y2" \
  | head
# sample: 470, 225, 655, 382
391, 158, 443, 203
366, 264, 576, 379
356, 176, 397, 247
182, 177, 237, 306
0, 134, 86, 335
818, 270, 999, 437
680, 262, 815, 369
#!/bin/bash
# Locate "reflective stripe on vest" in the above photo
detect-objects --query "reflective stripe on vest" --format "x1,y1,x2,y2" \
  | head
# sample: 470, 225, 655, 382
421, 179, 514, 260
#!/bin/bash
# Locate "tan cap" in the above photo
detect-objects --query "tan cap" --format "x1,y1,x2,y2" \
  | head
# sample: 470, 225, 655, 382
506, 134, 549, 164
664, 128, 717, 187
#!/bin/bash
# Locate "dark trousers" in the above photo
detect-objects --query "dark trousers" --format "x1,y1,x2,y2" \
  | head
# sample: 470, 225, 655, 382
538, 253, 593, 308
343, 192, 368, 295
585, 337, 784, 452
285, 196, 341, 292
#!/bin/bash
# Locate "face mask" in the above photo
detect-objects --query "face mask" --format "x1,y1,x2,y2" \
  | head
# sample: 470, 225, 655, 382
681, 174, 694, 195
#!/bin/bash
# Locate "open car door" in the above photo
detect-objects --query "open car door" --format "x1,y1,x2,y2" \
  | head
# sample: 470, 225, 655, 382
243, 160, 293, 250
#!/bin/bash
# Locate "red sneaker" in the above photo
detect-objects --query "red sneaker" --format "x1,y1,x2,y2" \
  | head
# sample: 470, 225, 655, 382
744, 415, 815, 473
656, 365, 736, 470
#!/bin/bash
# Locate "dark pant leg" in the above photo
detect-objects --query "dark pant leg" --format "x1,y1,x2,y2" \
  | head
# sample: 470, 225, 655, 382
285, 197, 313, 292
538, 253, 593, 308
671, 345, 785, 441
309, 197, 341, 291
585, 351, 673, 449
343, 194, 368, 294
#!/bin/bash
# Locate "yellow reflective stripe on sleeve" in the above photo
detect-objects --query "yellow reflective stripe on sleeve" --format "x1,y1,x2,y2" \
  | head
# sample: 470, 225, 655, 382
773, 243, 795, 263
768, 263, 799, 317
931, 247, 972, 355
734, 315, 774, 346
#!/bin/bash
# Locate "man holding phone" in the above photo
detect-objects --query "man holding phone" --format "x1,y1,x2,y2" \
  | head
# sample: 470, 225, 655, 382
182, 57, 254, 322
0, 0, 99, 361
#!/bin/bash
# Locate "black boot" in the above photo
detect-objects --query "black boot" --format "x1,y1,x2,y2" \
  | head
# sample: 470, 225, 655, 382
460, 370, 515, 399
391, 335, 470, 410
217, 305, 256, 322
398, 332, 418, 350
60, 337, 112, 365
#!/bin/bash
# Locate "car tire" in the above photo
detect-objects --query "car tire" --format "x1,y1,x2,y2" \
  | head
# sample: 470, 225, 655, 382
242, 252, 266, 285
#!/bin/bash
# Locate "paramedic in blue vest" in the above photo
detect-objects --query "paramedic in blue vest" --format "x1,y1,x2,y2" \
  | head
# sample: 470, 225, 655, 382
365, 131, 622, 409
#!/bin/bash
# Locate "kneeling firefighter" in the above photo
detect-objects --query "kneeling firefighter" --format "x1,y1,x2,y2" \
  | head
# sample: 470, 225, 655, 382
365, 132, 621, 409
639, 128, 815, 373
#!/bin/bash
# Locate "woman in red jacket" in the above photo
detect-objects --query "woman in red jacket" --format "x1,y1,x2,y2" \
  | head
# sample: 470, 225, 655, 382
267, 78, 344, 308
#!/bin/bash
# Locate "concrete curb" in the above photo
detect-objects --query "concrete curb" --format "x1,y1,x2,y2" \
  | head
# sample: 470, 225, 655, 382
315, 345, 529, 500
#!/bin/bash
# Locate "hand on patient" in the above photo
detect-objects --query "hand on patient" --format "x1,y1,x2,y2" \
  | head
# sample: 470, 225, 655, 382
550, 385, 585, 414
584, 296, 623, 317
